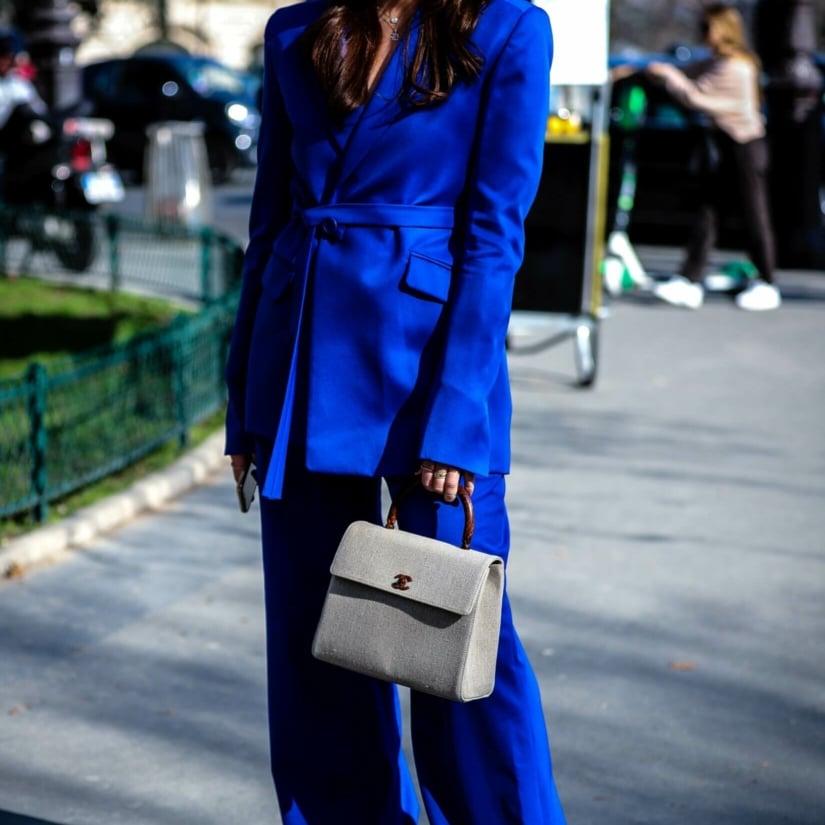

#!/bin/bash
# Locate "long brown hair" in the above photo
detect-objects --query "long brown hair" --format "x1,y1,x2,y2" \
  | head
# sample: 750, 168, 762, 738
703, 4, 760, 66
702, 4, 762, 103
305, 0, 486, 119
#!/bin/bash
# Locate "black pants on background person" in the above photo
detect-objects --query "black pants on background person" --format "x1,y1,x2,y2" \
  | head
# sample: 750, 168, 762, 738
682, 131, 776, 286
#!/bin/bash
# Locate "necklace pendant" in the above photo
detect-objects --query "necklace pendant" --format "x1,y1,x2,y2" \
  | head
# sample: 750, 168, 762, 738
390, 31, 400, 41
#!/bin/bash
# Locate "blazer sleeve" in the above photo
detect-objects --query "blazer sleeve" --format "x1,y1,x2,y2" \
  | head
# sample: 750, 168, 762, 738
418, 5, 553, 474
225, 14, 294, 455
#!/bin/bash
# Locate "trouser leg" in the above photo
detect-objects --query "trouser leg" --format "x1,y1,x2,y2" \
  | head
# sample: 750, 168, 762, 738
681, 194, 719, 283
732, 137, 776, 284
681, 135, 723, 284
387, 475, 567, 825
256, 444, 419, 825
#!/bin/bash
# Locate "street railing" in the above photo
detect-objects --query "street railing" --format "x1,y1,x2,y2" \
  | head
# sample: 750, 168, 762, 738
0, 207, 244, 305
0, 208, 243, 523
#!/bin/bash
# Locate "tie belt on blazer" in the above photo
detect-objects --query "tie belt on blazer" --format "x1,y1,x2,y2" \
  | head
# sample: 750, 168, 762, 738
262, 202, 457, 500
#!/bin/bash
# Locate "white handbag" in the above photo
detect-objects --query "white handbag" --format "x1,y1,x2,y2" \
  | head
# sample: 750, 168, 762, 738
312, 484, 504, 702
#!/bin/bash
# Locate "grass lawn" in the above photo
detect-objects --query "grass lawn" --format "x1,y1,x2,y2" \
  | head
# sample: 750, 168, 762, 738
0, 276, 185, 379
0, 276, 224, 546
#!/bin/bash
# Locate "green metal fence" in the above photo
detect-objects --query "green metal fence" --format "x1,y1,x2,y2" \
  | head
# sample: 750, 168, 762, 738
0, 208, 243, 523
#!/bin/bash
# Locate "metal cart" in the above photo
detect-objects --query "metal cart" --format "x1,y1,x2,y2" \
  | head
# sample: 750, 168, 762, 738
507, 0, 611, 387
508, 83, 610, 388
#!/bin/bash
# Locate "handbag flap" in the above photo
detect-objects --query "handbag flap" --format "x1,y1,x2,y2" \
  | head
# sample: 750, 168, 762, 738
330, 521, 503, 616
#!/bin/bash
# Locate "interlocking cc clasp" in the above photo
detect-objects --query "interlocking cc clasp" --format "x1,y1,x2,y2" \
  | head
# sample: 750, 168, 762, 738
391, 574, 413, 591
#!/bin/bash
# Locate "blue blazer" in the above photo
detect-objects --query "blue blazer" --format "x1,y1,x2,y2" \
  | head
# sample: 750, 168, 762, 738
225, 0, 553, 499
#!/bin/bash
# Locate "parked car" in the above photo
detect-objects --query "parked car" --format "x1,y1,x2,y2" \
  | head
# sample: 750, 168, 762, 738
606, 51, 825, 256
81, 54, 260, 182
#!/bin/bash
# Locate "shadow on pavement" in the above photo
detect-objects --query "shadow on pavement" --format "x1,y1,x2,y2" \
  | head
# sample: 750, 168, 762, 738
0, 480, 274, 825
0, 812, 65, 825
514, 588, 825, 824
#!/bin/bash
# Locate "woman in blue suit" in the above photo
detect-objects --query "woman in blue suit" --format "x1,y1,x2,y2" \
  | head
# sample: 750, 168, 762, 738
226, 1, 566, 822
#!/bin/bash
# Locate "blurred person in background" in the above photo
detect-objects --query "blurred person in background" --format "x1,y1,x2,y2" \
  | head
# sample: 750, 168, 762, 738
613, 3, 780, 311
12, 50, 37, 83
0, 32, 40, 109
0, 33, 49, 173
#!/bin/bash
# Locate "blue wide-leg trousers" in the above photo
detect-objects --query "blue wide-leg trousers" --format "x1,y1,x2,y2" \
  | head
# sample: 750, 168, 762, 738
255, 445, 566, 825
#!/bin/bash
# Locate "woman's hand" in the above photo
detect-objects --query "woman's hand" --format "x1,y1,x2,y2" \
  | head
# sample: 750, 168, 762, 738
418, 460, 475, 503
230, 453, 254, 485
645, 61, 672, 80
609, 63, 637, 84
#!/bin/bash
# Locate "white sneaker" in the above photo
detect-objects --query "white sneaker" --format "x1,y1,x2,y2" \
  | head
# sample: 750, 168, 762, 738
653, 276, 704, 309
602, 257, 626, 296
735, 279, 781, 311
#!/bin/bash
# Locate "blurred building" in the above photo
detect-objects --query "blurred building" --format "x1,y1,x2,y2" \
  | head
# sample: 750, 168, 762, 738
47, 0, 825, 72
610, 0, 825, 55
73, 0, 299, 70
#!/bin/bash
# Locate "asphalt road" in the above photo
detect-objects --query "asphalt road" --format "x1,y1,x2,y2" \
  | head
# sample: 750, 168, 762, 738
1, 192, 824, 823
3, 173, 255, 306
119, 171, 255, 245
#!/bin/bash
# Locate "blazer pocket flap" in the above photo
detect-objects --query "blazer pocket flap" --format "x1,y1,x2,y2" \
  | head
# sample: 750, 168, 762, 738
330, 521, 503, 616
402, 252, 452, 303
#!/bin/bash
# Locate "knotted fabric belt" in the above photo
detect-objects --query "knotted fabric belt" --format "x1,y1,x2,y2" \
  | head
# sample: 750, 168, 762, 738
262, 203, 457, 500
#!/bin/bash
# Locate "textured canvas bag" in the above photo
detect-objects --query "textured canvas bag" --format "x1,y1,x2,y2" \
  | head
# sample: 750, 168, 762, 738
312, 484, 504, 702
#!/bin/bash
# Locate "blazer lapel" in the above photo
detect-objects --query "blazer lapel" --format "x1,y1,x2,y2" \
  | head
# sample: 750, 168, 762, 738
328, 101, 366, 155
331, 29, 414, 198
276, 16, 418, 200
275, 18, 354, 156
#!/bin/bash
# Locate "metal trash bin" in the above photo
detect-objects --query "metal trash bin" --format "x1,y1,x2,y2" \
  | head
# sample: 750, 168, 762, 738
144, 121, 213, 228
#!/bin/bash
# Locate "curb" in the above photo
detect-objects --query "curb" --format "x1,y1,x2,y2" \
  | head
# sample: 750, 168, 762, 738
0, 431, 227, 579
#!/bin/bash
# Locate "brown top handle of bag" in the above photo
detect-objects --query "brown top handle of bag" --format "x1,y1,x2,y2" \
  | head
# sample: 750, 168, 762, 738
385, 480, 475, 549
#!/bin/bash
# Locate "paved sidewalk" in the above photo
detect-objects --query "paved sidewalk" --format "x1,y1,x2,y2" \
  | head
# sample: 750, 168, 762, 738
0, 433, 227, 579
1, 251, 824, 825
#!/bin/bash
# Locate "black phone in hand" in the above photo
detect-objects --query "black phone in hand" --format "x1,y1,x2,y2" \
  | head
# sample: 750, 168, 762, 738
236, 464, 258, 513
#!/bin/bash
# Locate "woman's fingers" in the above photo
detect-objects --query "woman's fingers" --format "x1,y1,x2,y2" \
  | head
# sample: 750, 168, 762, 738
440, 467, 461, 502
609, 64, 633, 83
418, 460, 435, 488
230, 453, 253, 484
419, 460, 474, 502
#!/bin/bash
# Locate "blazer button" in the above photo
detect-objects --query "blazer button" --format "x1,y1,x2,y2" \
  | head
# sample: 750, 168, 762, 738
319, 217, 344, 241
